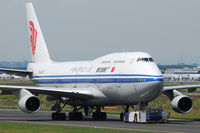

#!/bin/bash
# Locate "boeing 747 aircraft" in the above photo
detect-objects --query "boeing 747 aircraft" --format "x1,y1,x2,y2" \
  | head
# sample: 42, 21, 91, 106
0, 3, 199, 120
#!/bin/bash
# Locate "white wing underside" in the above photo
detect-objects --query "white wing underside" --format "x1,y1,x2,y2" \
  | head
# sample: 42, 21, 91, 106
0, 85, 105, 100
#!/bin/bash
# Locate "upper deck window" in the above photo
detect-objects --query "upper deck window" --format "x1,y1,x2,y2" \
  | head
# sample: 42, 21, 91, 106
101, 61, 111, 63
137, 58, 154, 62
113, 60, 125, 63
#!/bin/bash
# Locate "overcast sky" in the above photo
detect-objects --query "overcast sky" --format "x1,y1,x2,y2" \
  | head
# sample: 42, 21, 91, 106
0, 0, 200, 64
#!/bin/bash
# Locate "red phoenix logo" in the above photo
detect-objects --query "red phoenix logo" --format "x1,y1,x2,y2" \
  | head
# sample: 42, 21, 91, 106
111, 67, 115, 72
29, 21, 37, 56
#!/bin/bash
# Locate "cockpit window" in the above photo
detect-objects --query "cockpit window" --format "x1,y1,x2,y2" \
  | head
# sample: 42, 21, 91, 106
137, 58, 142, 61
137, 58, 154, 62
143, 58, 149, 61
149, 58, 154, 62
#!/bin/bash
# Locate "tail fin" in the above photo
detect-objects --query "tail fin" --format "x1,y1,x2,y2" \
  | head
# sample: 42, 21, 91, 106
26, 3, 51, 63
161, 68, 166, 74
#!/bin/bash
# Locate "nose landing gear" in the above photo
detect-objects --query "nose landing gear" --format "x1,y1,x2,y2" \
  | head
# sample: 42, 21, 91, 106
120, 102, 148, 121
120, 105, 130, 121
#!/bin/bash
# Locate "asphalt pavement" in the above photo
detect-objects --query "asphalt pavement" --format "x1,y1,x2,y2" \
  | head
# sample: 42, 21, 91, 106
0, 109, 199, 133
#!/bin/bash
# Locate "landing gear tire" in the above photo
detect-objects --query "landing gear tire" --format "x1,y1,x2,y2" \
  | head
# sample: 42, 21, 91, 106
69, 112, 83, 120
92, 112, 107, 120
52, 113, 66, 120
134, 114, 138, 123
120, 113, 124, 121
51, 98, 70, 121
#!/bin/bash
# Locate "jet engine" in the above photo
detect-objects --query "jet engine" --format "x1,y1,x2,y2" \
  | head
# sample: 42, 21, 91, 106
18, 89, 40, 113
171, 95, 193, 114
164, 90, 193, 114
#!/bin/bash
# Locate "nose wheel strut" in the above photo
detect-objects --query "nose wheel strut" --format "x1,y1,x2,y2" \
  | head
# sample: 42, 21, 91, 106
120, 105, 130, 121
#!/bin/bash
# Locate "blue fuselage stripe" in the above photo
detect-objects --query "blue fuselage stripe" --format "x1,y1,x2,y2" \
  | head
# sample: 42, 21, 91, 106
34, 74, 163, 84
33, 74, 163, 78
34, 77, 163, 84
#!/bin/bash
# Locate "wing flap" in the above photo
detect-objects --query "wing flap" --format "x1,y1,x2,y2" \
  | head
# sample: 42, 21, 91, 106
0, 85, 105, 100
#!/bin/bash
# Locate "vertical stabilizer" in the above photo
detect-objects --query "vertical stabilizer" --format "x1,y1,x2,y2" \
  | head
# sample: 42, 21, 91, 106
26, 3, 51, 63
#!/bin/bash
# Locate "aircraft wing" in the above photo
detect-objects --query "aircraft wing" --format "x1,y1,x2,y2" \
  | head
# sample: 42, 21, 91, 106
0, 85, 105, 100
0, 68, 32, 77
163, 84, 200, 92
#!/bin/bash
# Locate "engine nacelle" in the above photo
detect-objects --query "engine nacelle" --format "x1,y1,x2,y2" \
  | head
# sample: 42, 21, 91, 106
171, 95, 193, 114
18, 89, 40, 113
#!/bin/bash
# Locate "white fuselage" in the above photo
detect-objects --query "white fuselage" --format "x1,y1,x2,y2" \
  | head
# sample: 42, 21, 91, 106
27, 52, 164, 106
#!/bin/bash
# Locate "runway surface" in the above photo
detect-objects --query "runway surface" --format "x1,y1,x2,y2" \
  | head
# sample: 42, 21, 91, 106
0, 109, 200, 133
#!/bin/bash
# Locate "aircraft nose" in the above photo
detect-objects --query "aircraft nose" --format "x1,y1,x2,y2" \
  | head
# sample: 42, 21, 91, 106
135, 76, 164, 102
150, 78, 164, 100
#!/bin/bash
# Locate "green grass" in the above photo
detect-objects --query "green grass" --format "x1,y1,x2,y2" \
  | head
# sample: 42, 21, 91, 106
0, 122, 156, 133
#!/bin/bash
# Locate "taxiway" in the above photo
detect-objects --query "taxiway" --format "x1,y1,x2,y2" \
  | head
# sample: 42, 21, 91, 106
0, 109, 199, 133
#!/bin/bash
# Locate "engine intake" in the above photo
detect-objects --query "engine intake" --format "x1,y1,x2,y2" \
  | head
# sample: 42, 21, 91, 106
25, 96, 40, 112
171, 95, 193, 114
18, 89, 40, 113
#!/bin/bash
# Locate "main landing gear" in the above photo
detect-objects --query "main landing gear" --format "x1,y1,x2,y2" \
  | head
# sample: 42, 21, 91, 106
51, 99, 84, 120
51, 99, 107, 121
92, 106, 107, 120
51, 99, 67, 120
68, 106, 83, 120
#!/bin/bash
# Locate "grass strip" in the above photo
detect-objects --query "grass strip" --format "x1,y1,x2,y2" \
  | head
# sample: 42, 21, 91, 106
0, 122, 157, 133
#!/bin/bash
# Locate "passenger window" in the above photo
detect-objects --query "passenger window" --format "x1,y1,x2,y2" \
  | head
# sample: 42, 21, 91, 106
101, 61, 111, 63
114, 60, 125, 63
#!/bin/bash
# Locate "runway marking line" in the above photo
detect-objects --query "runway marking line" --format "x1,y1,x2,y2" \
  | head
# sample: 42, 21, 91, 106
6, 120, 186, 133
